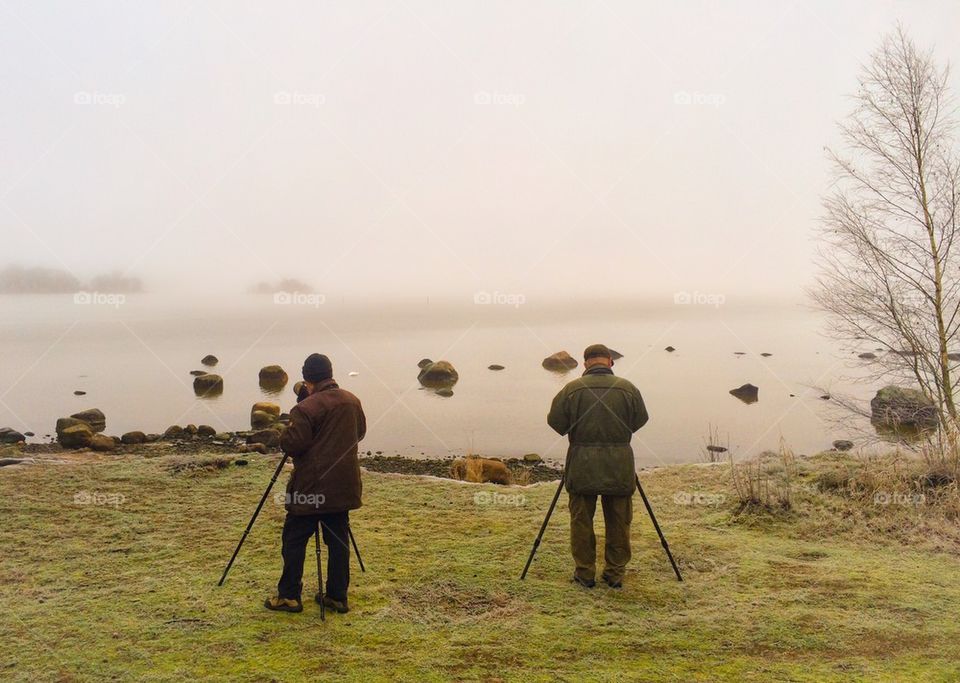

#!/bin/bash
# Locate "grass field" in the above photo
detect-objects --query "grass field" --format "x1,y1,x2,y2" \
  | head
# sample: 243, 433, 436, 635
1, 451, 959, 682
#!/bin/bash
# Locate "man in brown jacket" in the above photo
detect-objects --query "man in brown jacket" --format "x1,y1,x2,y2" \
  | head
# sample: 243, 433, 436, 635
265, 353, 366, 614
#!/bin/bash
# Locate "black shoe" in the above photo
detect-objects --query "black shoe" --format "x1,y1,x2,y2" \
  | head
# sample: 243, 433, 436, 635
602, 574, 623, 589
315, 593, 349, 613
264, 595, 303, 613
572, 574, 596, 589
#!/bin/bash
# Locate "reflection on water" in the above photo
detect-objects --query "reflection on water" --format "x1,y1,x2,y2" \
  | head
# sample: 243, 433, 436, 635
0, 295, 885, 464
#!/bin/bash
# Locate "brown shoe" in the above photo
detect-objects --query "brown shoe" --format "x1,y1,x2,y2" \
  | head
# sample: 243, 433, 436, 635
315, 593, 349, 613
572, 574, 596, 589
264, 595, 303, 613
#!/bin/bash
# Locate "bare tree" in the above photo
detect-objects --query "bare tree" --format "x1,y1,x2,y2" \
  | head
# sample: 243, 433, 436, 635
813, 26, 960, 439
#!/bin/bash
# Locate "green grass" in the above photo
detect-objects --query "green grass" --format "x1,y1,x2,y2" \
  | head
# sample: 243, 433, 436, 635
1, 453, 959, 682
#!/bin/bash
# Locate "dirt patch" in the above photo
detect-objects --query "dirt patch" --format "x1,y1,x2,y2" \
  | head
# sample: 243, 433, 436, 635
360, 455, 562, 483
385, 580, 525, 626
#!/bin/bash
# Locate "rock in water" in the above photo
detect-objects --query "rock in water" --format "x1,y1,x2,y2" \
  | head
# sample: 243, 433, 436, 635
832, 440, 854, 452
858, 352, 877, 360
0, 428, 25, 444
435, 387, 454, 397
197, 425, 216, 438
251, 410, 278, 430
70, 408, 106, 433
193, 374, 224, 397
59, 423, 93, 449
729, 383, 759, 404
201, 354, 219, 366
417, 360, 459, 388
163, 425, 184, 439
870, 385, 939, 431
417, 358, 433, 370
761, 352, 773, 357
121, 431, 146, 445
488, 364, 505, 371
189, 370, 207, 376
542, 351, 578, 372
259, 365, 288, 391
664, 346, 676, 353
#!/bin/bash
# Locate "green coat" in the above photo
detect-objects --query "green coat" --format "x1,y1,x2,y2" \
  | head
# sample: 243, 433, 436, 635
547, 367, 648, 496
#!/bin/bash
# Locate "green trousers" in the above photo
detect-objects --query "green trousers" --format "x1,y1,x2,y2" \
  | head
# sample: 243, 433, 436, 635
568, 493, 633, 582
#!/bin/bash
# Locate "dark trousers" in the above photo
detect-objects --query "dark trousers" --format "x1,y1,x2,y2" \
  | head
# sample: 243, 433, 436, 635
568, 493, 633, 583
277, 511, 351, 601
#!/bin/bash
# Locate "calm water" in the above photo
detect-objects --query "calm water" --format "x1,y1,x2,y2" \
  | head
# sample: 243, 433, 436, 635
0, 295, 879, 465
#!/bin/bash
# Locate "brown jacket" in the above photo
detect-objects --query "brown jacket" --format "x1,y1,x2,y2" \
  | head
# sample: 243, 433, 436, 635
280, 379, 366, 515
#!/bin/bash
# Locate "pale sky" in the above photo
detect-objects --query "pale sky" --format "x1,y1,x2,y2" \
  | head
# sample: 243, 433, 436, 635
2, 0, 959, 303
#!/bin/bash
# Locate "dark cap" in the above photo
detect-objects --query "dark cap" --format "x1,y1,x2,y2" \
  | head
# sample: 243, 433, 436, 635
302, 353, 333, 382
583, 344, 613, 360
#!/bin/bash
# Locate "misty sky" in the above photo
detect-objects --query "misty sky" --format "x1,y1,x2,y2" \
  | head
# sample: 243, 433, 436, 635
2, 0, 959, 303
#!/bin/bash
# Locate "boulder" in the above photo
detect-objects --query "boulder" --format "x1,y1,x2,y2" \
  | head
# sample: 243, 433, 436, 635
59, 423, 93, 449
247, 429, 281, 448
706, 445, 728, 454
189, 370, 207, 376
88, 434, 116, 452
832, 440, 854, 452
870, 385, 939, 431
664, 346, 676, 353
0, 428, 25, 444
73, 390, 86, 396
201, 354, 219, 366
214, 432, 232, 442
197, 425, 216, 438
70, 408, 105, 433
729, 383, 759, 404
417, 360, 459, 388
56, 417, 86, 435
523, 453, 543, 464
193, 374, 224, 397
435, 387, 454, 397
252, 402, 281, 418
858, 352, 877, 360
163, 425, 184, 439
488, 364, 505, 371
251, 410, 277, 429
542, 351, 578, 372
761, 352, 773, 357
184, 424, 198, 436
121, 431, 147, 445
259, 365, 288, 391
417, 358, 433, 370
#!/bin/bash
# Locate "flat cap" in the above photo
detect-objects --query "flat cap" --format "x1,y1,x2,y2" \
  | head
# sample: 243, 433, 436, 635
583, 344, 613, 360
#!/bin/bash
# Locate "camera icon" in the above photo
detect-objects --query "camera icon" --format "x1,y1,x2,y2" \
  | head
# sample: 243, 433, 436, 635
74, 91, 92, 105
873, 492, 891, 505
473, 491, 492, 505
473, 290, 492, 305
673, 291, 692, 305
673, 91, 692, 105
273, 291, 292, 305
273, 91, 292, 105
73, 490, 91, 505
73, 291, 92, 305
473, 91, 492, 105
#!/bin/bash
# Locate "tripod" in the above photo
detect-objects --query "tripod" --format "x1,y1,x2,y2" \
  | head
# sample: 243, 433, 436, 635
218, 453, 367, 586
520, 472, 683, 582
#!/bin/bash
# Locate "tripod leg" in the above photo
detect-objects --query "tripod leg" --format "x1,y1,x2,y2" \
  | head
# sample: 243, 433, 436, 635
315, 523, 325, 621
348, 526, 365, 573
218, 453, 290, 586
635, 474, 683, 582
520, 474, 565, 580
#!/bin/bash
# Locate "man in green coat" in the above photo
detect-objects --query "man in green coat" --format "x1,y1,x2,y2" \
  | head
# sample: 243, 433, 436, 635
547, 344, 648, 588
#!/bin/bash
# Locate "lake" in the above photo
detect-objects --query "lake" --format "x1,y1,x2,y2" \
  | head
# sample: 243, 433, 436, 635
0, 294, 880, 465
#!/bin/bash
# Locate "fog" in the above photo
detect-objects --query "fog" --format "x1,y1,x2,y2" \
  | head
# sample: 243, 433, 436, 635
2, 0, 959, 304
